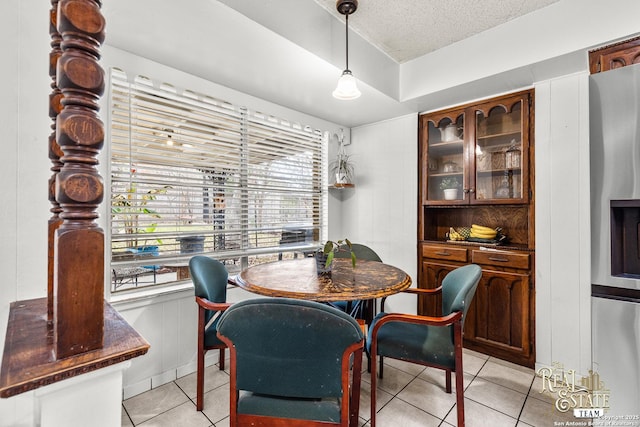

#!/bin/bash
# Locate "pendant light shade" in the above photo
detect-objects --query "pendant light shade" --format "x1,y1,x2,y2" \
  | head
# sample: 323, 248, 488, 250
333, 70, 361, 100
333, 0, 360, 100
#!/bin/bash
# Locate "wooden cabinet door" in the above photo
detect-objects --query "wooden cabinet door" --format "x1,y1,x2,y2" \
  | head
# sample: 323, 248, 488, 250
420, 261, 459, 317
420, 89, 532, 206
464, 268, 533, 366
471, 92, 530, 204
420, 109, 467, 205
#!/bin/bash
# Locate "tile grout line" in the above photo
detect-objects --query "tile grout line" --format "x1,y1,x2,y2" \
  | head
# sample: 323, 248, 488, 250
514, 374, 537, 425
373, 353, 494, 426
470, 357, 536, 425
172, 380, 219, 426
122, 404, 134, 426
134, 382, 192, 426
425, 355, 533, 426
125, 354, 543, 427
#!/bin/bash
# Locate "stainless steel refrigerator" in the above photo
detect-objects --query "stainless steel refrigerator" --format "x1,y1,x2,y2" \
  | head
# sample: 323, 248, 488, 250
590, 63, 640, 414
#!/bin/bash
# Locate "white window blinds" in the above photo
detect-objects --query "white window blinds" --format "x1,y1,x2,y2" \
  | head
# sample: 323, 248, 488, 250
109, 68, 327, 292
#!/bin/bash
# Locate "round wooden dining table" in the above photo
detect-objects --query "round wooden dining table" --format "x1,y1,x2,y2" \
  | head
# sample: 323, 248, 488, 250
236, 257, 412, 303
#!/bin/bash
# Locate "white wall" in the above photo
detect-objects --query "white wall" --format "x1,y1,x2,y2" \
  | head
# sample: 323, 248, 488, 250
0, 1, 51, 424
0, 0, 50, 322
534, 73, 592, 375
113, 285, 256, 398
337, 114, 419, 314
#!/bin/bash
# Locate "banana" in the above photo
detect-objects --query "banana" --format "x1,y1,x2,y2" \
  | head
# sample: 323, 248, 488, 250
469, 224, 500, 239
471, 224, 496, 233
470, 230, 497, 239
470, 227, 496, 234
449, 227, 457, 240
470, 228, 496, 234
449, 227, 464, 241
470, 225, 497, 238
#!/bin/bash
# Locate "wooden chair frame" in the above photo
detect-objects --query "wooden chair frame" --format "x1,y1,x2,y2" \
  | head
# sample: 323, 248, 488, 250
195, 295, 231, 411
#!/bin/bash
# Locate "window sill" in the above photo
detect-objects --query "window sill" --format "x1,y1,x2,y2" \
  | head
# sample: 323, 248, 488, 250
109, 282, 196, 310
109, 277, 242, 311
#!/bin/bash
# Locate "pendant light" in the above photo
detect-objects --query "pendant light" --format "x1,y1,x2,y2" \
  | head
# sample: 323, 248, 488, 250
332, 0, 361, 100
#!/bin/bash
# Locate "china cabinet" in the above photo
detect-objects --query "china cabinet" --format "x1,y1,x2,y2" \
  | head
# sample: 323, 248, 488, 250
421, 90, 531, 205
417, 89, 536, 368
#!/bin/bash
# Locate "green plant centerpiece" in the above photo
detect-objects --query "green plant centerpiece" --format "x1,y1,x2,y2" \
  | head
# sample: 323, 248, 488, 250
323, 238, 356, 268
439, 177, 459, 190
316, 238, 356, 276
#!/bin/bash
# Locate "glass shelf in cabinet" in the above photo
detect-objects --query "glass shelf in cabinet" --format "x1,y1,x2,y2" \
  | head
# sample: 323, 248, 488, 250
428, 171, 463, 178
476, 168, 521, 175
430, 139, 464, 147
476, 130, 521, 140
428, 140, 463, 156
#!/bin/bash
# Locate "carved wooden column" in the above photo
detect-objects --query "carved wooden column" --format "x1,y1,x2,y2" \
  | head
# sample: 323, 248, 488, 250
54, 0, 106, 359
48, 1, 63, 322
1, 1, 149, 402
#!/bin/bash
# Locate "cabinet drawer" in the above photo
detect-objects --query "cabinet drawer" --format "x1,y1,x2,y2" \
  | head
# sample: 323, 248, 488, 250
422, 245, 468, 262
471, 250, 530, 269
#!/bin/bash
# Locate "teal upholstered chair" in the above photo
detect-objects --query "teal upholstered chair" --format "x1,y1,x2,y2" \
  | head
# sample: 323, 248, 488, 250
189, 256, 232, 411
367, 264, 482, 427
333, 243, 383, 320
334, 243, 382, 264
217, 298, 365, 427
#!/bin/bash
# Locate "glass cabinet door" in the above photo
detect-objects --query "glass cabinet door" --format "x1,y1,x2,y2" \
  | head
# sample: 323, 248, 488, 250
425, 112, 465, 203
473, 96, 527, 203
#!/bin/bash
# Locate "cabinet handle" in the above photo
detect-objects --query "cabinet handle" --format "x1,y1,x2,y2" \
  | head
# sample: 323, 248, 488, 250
488, 256, 509, 262
469, 188, 475, 193
463, 188, 469, 194
435, 251, 451, 256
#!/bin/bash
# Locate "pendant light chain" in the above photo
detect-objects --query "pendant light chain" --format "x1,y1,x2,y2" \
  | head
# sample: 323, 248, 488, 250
345, 13, 349, 71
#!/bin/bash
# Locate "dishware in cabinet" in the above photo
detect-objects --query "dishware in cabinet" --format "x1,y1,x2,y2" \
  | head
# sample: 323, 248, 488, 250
473, 92, 531, 203
420, 90, 532, 205
420, 109, 466, 203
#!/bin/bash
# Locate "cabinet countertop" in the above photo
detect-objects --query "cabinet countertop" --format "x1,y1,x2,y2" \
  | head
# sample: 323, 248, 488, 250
421, 239, 534, 252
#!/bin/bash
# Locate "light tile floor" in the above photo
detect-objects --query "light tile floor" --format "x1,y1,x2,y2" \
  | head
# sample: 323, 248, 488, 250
122, 349, 578, 427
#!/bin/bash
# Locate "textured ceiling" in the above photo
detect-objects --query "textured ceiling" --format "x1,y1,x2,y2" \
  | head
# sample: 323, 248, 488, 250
103, 0, 601, 128
314, 0, 559, 63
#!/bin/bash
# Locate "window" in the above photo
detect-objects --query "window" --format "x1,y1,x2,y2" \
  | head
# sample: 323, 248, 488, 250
109, 69, 327, 292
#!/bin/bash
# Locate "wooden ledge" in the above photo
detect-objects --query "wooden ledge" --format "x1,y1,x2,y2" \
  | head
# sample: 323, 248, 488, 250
0, 298, 149, 398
